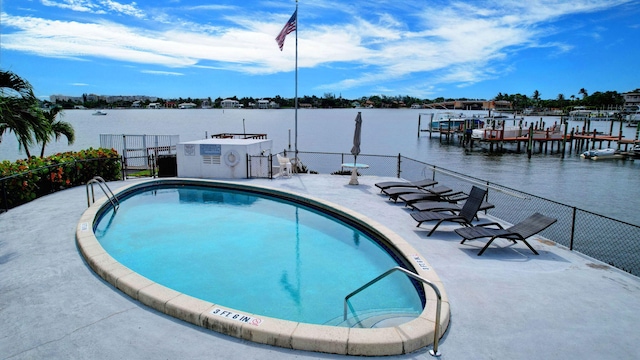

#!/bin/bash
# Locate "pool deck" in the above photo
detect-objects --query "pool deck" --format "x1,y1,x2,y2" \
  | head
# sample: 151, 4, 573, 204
2, 174, 640, 359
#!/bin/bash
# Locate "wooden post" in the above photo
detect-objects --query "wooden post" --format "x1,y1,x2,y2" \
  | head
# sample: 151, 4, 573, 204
618, 120, 623, 150
527, 124, 534, 159
562, 125, 569, 158
609, 120, 614, 137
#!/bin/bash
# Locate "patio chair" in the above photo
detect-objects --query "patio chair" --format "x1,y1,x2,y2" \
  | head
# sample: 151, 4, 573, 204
410, 186, 487, 236
374, 179, 437, 193
277, 154, 292, 178
410, 199, 495, 214
399, 189, 468, 206
384, 184, 453, 203
455, 212, 557, 256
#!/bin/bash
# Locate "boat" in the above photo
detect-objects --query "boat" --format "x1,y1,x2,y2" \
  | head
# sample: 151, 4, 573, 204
568, 105, 621, 122
472, 116, 566, 141
471, 117, 524, 140
625, 110, 640, 124
580, 148, 623, 160
424, 112, 484, 133
92, 111, 107, 116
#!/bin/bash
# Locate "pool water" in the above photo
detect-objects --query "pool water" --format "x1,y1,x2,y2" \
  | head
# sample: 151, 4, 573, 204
94, 185, 424, 325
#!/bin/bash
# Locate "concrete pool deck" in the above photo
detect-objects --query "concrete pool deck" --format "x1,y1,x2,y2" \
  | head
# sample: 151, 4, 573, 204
2, 174, 640, 359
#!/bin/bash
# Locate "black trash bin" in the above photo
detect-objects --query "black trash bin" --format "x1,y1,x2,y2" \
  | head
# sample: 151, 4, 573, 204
157, 155, 177, 177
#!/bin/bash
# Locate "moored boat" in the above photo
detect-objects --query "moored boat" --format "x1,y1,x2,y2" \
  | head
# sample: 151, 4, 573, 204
425, 112, 483, 133
92, 111, 107, 116
471, 117, 525, 140
580, 148, 623, 160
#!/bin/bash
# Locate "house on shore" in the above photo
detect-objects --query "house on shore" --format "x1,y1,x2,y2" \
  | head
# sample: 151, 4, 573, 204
221, 99, 240, 109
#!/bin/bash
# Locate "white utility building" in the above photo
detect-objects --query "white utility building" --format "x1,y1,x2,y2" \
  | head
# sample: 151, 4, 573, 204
177, 138, 272, 179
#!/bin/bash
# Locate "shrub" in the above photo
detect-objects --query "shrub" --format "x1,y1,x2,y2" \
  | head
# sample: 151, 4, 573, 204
0, 148, 121, 210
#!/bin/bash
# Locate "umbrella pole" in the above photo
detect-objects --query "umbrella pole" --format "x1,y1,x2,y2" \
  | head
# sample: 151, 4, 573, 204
349, 155, 359, 185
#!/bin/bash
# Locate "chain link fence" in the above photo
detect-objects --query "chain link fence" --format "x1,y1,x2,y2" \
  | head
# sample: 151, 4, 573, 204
255, 151, 640, 277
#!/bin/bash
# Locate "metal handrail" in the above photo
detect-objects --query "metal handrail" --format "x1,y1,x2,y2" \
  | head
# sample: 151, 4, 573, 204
343, 266, 443, 357
86, 176, 120, 212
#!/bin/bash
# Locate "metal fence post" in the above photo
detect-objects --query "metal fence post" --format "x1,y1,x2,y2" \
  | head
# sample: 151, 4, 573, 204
397, 153, 401, 178
245, 154, 250, 179
121, 155, 126, 180
122, 135, 127, 168
570, 207, 577, 250
485, 181, 490, 203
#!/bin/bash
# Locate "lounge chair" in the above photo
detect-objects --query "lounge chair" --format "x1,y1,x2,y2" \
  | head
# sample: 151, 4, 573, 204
455, 212, 557, 256
410, 199, 495, 213
399, 189, 468, 206
410, 186, 487, 236
374, 179, 437, 192
385, 184, 452, 203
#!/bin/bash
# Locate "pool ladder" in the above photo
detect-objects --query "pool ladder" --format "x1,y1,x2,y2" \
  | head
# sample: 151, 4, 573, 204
344, 266, 443, 357
86, 176, 120, 212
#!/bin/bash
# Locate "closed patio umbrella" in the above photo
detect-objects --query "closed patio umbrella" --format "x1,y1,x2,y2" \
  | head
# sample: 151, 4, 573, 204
351, 112, 362, 164
349, 112, 363, 185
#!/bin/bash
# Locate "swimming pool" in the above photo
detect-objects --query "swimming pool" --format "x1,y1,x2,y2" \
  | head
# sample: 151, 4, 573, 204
77, 179, 449, 355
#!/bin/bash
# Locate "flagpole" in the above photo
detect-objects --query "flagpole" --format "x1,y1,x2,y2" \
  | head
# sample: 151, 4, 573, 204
294, 0, 299, 164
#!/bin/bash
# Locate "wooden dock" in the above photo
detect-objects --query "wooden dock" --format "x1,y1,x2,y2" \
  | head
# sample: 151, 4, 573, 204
419, 115, 640, 158
439, 125, 639, 159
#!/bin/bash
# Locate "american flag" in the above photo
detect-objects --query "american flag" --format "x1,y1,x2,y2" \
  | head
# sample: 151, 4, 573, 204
275, 10, 297, 51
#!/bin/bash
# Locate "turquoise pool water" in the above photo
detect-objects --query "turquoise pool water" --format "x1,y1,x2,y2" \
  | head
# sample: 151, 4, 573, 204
94, 185, 424, 325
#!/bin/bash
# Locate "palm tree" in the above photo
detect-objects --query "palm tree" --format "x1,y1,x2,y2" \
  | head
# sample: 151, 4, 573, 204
0, 70, 48, 157
579, 88, 588, 100
38, 106, 75, 158
531, 90, 540, 109
557, 93, 567, 109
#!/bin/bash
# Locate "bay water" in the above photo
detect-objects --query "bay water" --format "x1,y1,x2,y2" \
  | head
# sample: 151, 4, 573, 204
1, 108, 638, 225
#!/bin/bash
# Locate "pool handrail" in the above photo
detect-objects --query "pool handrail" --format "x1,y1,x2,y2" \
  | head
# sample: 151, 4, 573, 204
86, 176, 120, 212
343, 266, 443, 357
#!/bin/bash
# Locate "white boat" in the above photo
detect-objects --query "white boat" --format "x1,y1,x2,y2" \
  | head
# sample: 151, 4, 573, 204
580, 148, 623, 160
471, 117, 524, 140
92, 111, 107, 116
425, 112, 484, 133
625, 111, 640, 123
568, 106, 618, 121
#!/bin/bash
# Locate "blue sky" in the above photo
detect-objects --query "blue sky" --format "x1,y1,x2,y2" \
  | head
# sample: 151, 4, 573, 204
1, 0, 639, 101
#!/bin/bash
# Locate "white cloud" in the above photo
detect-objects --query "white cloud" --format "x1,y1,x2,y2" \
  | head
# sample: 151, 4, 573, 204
101, 0, 145, 18
41, 0, 145, 17
141, 70, 184, 76
1, 0, 635, 95
41, 0, 97, 13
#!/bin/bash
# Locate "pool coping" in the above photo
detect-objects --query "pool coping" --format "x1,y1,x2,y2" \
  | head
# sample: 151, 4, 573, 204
76, 178, 450, 356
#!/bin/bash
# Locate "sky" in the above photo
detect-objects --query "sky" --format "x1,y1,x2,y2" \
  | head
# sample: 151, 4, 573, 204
1, 0, 639, 101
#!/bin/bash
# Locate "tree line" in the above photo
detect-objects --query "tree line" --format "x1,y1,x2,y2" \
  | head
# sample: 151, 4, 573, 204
54, 90, 635, 112
494, 88, 633, 111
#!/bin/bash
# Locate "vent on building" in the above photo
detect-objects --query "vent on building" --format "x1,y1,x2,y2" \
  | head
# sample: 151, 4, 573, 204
203, 155, 221, 165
